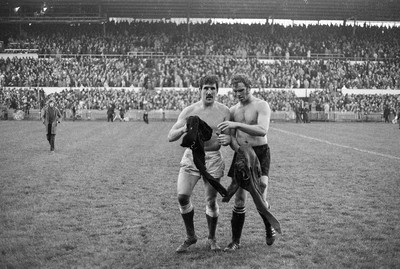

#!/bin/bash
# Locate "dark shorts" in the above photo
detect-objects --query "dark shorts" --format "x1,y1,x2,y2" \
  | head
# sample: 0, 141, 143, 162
228, 144, 271, 177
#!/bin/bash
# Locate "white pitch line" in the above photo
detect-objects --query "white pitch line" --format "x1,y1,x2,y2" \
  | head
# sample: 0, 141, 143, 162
271, 127, 400, 161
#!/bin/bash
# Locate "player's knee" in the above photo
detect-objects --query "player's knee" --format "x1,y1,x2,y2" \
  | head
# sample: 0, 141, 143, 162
233, 199, 245, 208
178, 194, 193, 214
206, 200, 219, 217
207, 198, 217, 209
260, 176, 268, 193
178, 194, 190, 206
234, 193, 246, 208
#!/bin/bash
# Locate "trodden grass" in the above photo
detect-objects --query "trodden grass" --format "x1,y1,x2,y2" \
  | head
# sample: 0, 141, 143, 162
0, 120, 399, 268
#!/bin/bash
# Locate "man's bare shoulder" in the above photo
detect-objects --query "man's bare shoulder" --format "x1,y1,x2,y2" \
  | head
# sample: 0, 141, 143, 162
180, 101, 202, 116
214, 101, 230, 112
253, 98, 271, 115
253, 96, 268, 104
253, 97, 270, 108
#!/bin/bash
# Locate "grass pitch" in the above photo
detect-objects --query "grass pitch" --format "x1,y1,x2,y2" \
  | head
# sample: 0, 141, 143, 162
0, 120, 399, 268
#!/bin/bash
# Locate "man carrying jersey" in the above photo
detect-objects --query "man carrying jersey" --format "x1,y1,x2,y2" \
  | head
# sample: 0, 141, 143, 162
218, 74, 277, 251
168, 75, 231, 253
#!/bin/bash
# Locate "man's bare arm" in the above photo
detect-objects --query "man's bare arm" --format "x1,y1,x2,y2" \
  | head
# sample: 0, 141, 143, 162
218, 101, 271, 137
217, 107, 233, 146
235, 101, 270, 136
167, 109, 188, 142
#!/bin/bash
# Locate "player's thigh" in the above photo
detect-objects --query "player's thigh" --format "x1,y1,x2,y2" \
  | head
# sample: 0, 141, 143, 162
177, 172, 200, 196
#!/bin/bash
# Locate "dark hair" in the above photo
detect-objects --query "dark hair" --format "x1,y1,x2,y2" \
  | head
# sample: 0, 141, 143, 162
231, 74, 252, 89
199, 75, 219, 90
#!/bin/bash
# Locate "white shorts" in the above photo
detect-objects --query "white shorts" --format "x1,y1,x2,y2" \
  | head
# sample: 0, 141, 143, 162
179, 148, 225, 179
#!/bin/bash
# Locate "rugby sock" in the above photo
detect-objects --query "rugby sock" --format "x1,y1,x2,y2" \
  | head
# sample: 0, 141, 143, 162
231, 206, 246, 243
181, 209, 195, 238
50, 135, 55, 150
206, 214, 218, 240
178, 194, 195, 238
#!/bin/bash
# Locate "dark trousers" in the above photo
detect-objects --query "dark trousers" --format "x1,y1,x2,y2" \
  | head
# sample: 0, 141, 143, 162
107, 114, 113, 122
384, 115, 389, 123
47, 124, 55, 151
303, 112, 309, 123
296, 112, 302, 123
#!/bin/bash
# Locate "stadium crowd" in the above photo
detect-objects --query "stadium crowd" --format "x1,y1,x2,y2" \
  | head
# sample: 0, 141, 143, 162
1, 21, 400, 116
1, 21, 400, 89
2, 21, 400, 59
1, 56, 399, 90
1, 86, 399, 117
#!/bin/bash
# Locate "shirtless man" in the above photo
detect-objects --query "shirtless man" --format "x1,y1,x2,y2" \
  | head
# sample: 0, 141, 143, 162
168, 75, 231, 253
217, 74, 276, 251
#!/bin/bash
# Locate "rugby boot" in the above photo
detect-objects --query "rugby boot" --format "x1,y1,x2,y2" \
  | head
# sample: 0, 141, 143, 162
266, 225, 277, 246
224, 241, 241, 252
206, 238, 221, 251
224, 209, 245, 252
177, 209, 197, 253
176, 236, 198, 253
259, 208, 276, 246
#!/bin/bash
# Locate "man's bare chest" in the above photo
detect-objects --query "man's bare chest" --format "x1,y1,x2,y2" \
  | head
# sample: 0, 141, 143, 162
191, 110, 224, 129
234, 107, 258, 125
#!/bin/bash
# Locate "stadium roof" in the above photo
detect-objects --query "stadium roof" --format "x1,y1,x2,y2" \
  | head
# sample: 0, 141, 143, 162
1, 0, 400, 23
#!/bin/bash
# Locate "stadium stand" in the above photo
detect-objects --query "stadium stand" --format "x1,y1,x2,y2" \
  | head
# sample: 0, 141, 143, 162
1, 2, 400, 122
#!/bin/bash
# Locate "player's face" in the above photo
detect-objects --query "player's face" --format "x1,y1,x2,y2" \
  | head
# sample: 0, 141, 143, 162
233, 82, 249, 103
201, 83, 218, 105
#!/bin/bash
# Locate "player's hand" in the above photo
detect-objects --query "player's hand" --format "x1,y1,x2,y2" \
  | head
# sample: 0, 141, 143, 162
217, 121, 236, 132
180, 124, 188, 135
217, 134, 231, 146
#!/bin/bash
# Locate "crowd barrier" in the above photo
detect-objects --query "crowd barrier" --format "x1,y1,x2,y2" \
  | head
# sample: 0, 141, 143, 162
306, 111, 389, 122
1, 108, 391, 123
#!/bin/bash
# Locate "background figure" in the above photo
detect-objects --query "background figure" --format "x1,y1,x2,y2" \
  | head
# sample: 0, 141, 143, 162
324, 102, 330, 121
302, 102, 309, 123
1, 106, 8, 120
41, 98, 62, 152
397, 106, 400, 129
71, 103, 76, 121
119, 106, 125, 121
23, 99, 30, 116
383, 106, 390, 123
143, 110, 149, 124
107, 104, 115, 122
295, 102, 302, 123
113, 107, 123, 121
